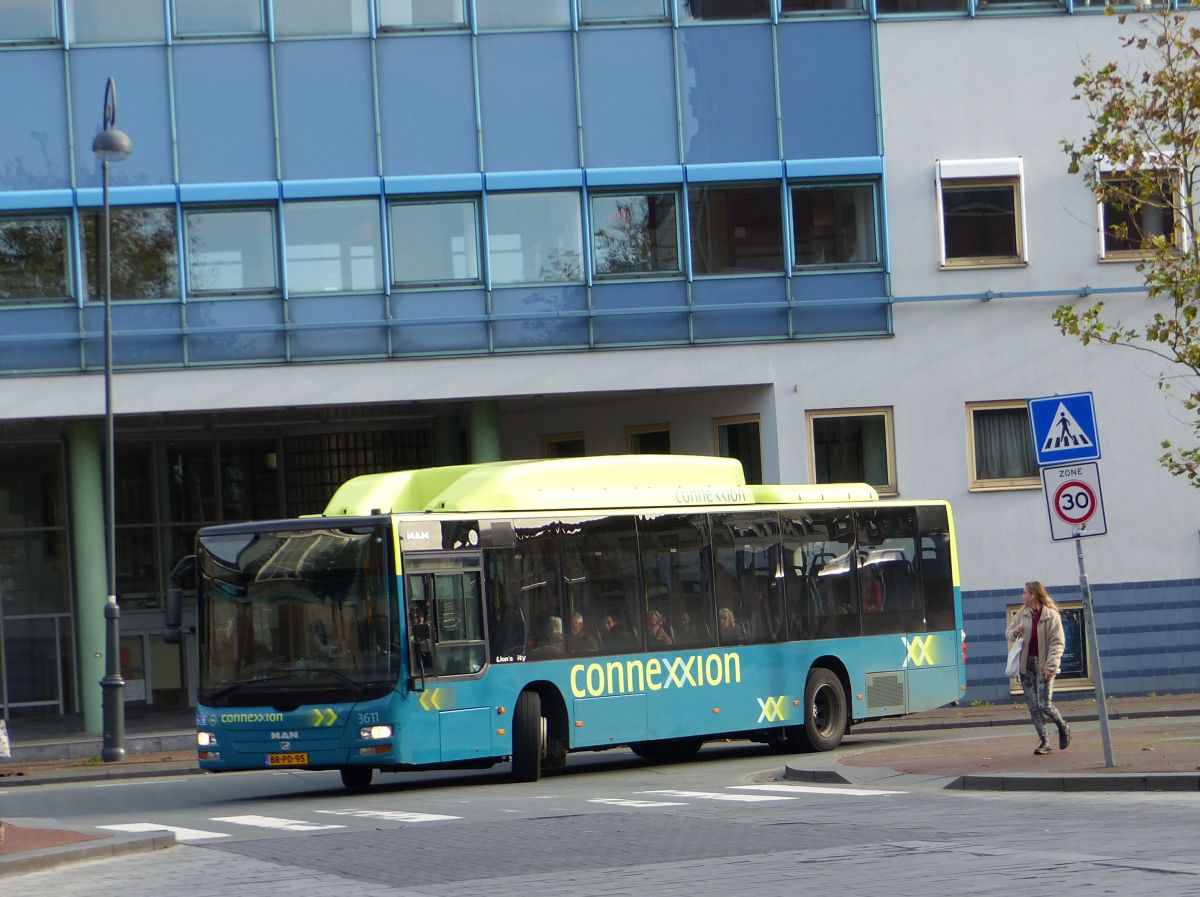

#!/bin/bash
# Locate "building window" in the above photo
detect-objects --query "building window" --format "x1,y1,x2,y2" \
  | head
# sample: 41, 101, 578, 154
791, 182, 879, 268
688, 183, 783, 276
67, 0, 164, 43
283, 200, 383, 295
544, 433, 585, 458
967, 402, 1038, 490
0, 215, 70, 303
875, 0, 965, 10
580, 0, 668, 22
680, 0, 771, 20
474, 0, 570, 29
377, 0, 465, 29
173, 0, 263, 36
273, 0, 368, 36
1098, 172, 1178, 260
390, 199, 480, 286
628, 425, 670, 454
82, 206, 179, 302
781, 0, 864, 13
936, 159, 1026, 268
715, 415, 761, 484
976, 0, 1063, 11
590, 190, 680, 278
807, 408, 895, 495
486, 191, 583, 286
0, 0, 57, 43
184, 207, 278, 296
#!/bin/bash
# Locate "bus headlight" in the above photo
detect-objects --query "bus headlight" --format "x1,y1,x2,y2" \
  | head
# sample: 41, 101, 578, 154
360, 725, 393, 740
197, 731, 218, 747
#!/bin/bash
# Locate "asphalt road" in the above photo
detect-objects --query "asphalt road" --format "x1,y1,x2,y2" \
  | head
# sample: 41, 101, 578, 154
4, 736, 1200, 896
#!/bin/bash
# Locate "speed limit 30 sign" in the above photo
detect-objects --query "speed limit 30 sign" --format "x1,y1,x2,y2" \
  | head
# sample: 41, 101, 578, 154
1041, 461, 1107, 541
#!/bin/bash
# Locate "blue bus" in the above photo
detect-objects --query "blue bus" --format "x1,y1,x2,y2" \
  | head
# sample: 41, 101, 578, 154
183, 455, 965, 788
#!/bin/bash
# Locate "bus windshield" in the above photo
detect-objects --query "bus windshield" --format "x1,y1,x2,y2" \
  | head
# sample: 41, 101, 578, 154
197, 522, 397, 706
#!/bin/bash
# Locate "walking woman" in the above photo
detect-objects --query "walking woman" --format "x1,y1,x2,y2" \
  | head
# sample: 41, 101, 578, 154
1006, 581, 1071, 755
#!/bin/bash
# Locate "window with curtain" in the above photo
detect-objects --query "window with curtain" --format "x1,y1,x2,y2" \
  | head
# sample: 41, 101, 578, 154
807, 408, 895, 495
968, 402, 1038, 489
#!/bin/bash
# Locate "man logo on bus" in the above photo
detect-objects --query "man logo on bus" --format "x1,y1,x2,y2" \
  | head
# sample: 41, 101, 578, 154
902, 635, 935, 668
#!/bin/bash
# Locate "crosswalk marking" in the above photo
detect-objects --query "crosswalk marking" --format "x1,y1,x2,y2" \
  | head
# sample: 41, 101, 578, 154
639, 789, 793, 802
212, 814, 346, 832
589, 798, 689, 808
98, 822, 228, 841
317, 808, 460, 823
730, 783, 906, 797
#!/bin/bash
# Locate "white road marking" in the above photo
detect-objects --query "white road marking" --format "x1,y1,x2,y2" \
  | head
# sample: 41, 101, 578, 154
98, 822, 228, 841
316, 808, 460, 823
730, 783, 906, 797
211, 814, 346, 831
589, 798, 688, 808
639, 789, 793, 802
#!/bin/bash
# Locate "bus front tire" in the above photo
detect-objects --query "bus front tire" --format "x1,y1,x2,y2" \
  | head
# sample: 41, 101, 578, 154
512, 690, 545, 782
340, 766, 374, 790
789, 668, 847, 752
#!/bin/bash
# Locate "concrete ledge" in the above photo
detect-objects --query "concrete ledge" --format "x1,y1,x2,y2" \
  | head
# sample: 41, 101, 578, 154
947, 774, 1200, 792
0, 830, 175, 877
781, 767, 852, 785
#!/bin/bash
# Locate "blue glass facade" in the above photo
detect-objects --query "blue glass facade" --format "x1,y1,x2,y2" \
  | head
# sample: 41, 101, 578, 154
0, 3, 889, 375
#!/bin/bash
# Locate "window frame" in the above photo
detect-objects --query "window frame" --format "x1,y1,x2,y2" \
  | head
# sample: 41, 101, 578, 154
687, 181, 785, 277
589, 188, 683, 281
579, 0, 670, 24
936, 158, 1027, 270
1095, 168, 1182, 262
82, 204, 181, 303
789, 179, 881, 271
806, 406, 897, 497
713, 414, 762, 485
172, 0, 265, 38
966, 400, 1040, 492
0, 0, 59, 45
0, 212, 73, 305
388, 196, 482, 289
271, 0, 370, 37
543, 432, 586, 458
376, 0, 467, 32
282, 198, 385, 296
485, 190, 584, 288
626, 424, 671, 454
182, 205, 280, 298
779, 0, 867, 16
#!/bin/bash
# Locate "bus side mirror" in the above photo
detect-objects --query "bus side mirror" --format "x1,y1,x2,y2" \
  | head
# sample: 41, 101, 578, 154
164, 587, 182, 644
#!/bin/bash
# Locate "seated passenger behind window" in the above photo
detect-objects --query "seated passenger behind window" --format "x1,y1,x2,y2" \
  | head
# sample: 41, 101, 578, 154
602, 612, 634, 650
529, 615, 564, 657
718, 607, 743, 643
859, 565, 884, 614
646, 609, 672, 646
569, 612, 599, 653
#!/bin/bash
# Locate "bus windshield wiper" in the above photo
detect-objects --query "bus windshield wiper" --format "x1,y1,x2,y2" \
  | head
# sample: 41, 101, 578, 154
281, 664, 367, 695
205, 671, 295, 702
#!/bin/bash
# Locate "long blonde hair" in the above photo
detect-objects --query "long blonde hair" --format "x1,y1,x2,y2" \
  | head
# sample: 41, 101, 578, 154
1025, 580, 1058, 611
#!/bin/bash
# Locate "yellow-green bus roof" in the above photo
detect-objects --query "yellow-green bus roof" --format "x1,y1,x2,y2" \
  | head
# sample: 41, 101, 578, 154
322, 455, 880, 515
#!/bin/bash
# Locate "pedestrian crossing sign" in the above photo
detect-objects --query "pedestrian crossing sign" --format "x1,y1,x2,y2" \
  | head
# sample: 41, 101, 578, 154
1027, 392, 1101, 466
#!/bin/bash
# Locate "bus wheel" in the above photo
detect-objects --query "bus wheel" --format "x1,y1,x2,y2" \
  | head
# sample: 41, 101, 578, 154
789, 668, 847, 752
340, 766, 374, 790
512, 690, 545, 783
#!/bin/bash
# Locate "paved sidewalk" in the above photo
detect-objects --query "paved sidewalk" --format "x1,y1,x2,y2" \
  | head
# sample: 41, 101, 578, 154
3, 691, 1199, 877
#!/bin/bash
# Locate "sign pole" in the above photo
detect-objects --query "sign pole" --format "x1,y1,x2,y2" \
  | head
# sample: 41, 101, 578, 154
1074, 528, 1115, 767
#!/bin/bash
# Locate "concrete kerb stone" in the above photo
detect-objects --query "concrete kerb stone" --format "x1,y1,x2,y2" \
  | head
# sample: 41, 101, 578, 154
946, 773, 1200, 792
0, 830, 176, 878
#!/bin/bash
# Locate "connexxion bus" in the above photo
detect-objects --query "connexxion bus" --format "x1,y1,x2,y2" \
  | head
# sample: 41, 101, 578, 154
187, 455, 965, 788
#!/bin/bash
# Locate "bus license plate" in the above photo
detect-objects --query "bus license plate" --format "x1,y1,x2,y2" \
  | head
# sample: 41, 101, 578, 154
267, 752, 309, 767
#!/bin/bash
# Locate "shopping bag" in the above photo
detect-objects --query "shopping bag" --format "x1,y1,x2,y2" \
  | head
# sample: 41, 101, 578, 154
1005, 638, 1024, 678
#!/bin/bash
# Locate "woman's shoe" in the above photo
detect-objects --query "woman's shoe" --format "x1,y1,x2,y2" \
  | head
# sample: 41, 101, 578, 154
1059, 724, 1071, 750
1033, 739, 1052, 756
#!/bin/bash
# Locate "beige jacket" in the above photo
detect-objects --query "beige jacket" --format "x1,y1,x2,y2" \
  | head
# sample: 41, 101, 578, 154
1005, 605, 1065, 677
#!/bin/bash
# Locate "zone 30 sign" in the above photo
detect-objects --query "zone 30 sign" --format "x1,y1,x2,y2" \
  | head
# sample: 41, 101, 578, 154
1040, 461, 1108, 542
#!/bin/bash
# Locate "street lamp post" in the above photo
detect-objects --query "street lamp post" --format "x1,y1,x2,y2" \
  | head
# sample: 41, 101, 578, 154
93, 77, 132, 763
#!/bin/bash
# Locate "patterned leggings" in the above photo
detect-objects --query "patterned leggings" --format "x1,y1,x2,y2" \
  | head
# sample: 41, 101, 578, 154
1019, 655, 1067, 741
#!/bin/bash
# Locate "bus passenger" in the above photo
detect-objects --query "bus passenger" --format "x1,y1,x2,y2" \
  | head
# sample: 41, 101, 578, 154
602, 612, 632, 649
718, 607, 743, 643
530, 615, 564, 656
646, 609, 672, 646
569, 612, 599, 653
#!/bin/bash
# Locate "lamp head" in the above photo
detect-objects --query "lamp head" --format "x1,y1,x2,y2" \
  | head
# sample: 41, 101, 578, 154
93, 127, 132, 162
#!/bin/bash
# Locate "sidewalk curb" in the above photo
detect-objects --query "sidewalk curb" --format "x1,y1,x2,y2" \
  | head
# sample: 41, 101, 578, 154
0, 830, 175, 878
853, 705, 1200, 734
945, 773, 1200, 792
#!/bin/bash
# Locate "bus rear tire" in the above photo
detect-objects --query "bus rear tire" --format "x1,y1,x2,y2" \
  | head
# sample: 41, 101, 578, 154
789, 668, 847, 752
512, 690, 544, 783
340, 766, 374, 790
